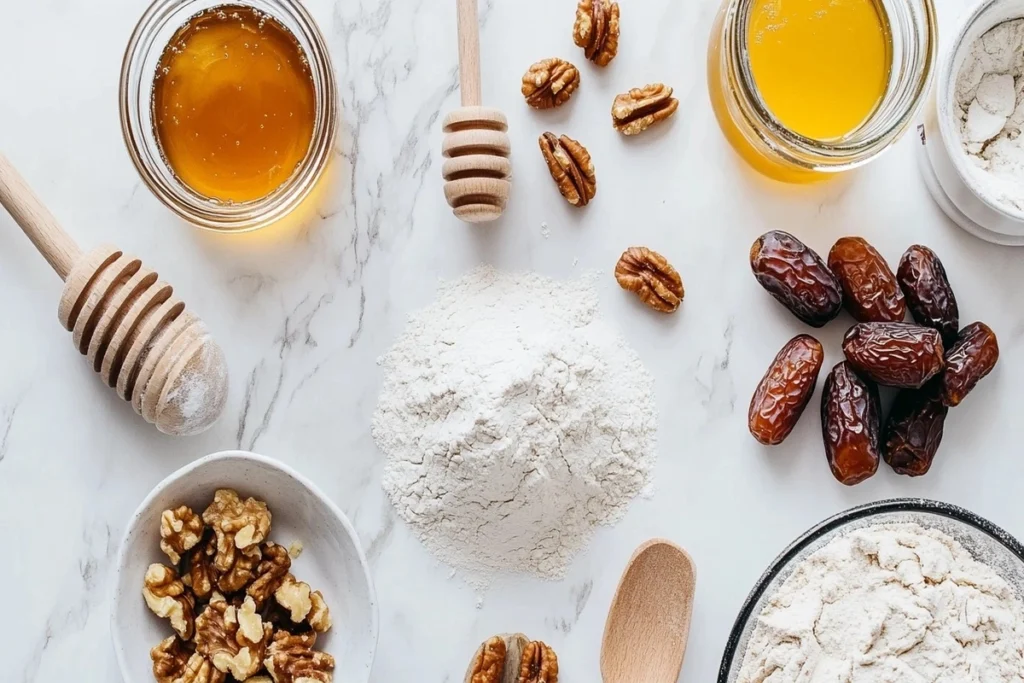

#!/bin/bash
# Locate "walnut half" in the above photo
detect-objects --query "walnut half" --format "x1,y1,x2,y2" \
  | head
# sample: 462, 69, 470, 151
143, 564, 196, 640
274, 574, 332, 633
573, 0, 620, 66
151, 637, 226, 683
538, 133, 596, 207
615, 247, 685, 313
195, 595, 273, 681
160, 506, 205, 565
611, 84, 679, 135
202, 489, 272, 575
264, 631, 335, 683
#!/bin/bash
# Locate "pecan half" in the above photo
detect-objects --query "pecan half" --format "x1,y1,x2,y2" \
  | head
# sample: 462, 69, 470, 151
468, 636, 507, 683
538, 133, 596, 207
612, 84, 679, 135
615, 247, 685, 313
573, 0, 620, 66
519, 641, 558, 683
522, 58, 580, 109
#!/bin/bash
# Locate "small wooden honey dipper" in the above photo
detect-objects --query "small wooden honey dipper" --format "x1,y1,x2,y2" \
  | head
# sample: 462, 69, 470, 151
0, 153, 228, 436
441, 0, 511, 223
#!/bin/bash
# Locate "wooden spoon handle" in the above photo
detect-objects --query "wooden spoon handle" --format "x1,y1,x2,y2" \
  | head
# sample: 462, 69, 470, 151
456, 0, 482, 106
0, 152, 82, 281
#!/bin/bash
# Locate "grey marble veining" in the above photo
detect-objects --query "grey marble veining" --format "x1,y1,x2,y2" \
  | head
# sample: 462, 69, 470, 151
2, 0, 1023, 681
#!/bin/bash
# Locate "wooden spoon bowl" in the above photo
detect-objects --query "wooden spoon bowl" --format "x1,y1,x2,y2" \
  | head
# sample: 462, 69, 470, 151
601, 539, 697, 683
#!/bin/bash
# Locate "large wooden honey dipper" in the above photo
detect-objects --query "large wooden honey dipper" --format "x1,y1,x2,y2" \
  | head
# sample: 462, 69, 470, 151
0, 153, 228, 436
441, 0, 511, 223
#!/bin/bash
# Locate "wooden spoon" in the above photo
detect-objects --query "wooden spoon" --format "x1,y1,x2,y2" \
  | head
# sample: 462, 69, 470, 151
601, 539, 697, 683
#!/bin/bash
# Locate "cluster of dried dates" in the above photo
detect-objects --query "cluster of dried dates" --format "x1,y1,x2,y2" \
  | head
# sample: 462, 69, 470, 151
520, 0, 679, 207
466, 634, 558, 683
748, 232, 999, 485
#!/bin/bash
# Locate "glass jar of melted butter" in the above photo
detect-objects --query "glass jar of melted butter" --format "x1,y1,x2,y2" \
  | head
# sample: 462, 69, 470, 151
707, 0, 936, 183
121, 0, 336, 231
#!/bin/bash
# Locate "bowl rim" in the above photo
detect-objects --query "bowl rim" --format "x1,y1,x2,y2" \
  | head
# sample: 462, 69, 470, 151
716, 497, 1024, 682
109, 449, 379, 682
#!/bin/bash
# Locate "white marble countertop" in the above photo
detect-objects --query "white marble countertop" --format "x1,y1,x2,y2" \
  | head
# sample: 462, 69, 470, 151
3, 0, 1023, 681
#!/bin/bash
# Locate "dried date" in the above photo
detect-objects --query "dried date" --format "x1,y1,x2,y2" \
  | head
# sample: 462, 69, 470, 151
821, 362, 882, 486
897, 245, 960, 345
842, 322, 945, 388
883, 388, 948, 477
750, 231, 842, 327
748, 335, 825, 445
827, 236, 906, 323
939, 322, 999, 407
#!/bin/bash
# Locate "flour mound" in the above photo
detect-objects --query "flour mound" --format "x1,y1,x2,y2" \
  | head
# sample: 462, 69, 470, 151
373, 266, 657, 580
737, 523, 1024, 682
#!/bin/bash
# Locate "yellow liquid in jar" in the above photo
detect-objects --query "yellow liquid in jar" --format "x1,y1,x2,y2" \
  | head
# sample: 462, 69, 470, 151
747, 0, 891, 141
153, 5, 316, 203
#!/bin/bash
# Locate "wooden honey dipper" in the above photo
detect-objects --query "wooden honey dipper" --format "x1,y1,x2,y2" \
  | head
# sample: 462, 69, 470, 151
0, 153, 228, 436
441, 0, 511, 223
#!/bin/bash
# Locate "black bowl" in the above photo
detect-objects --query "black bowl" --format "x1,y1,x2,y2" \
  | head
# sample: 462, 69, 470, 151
718, 498, 1024, 682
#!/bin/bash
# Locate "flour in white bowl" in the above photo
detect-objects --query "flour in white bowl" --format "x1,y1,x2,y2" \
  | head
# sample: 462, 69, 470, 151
737, 523, 1024, 682
956, 18, 1024, 213
372, 266, 657, 581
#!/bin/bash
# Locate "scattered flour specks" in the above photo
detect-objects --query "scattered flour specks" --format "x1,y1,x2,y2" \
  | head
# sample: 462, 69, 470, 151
373, 266, 657, 581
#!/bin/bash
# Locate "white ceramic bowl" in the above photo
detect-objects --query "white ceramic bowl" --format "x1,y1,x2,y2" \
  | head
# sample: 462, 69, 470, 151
111, 450, 377, 683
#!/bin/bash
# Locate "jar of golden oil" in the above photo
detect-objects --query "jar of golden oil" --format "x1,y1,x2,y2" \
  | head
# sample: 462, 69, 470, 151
708, 0, 937, 183
121, 0, 336, 231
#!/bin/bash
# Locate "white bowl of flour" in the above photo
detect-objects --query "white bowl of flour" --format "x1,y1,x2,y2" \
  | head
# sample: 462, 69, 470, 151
918, 0, 1024, 245
719, 499, 1024, 682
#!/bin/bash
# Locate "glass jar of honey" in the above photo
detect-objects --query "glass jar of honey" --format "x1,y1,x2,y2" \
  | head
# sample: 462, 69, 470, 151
121, 0, 337, 231
707, 0, 937, 183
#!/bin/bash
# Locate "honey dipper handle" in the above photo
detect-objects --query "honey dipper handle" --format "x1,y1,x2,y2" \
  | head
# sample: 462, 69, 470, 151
0, 152, 82, 281
456, 0, 482, 106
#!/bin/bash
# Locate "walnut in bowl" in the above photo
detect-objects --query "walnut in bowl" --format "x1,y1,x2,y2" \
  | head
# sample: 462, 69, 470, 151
112, 451, 377, 683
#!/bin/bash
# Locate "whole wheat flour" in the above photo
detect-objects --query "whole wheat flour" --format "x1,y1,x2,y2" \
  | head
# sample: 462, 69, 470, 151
956, 19, 1024, 212
373, 266, 657, 580
737, 523, 1024, 682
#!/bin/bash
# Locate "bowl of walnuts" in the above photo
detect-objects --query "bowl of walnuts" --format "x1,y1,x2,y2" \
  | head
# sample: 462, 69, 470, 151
111, 450, 377, 683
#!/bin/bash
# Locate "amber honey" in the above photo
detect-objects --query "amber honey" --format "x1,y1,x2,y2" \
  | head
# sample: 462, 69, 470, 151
153, 5, 316, 203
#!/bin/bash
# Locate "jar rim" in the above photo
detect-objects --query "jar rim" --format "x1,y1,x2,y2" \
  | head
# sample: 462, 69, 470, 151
722, 0, 938, 172
119, 0, 337, 232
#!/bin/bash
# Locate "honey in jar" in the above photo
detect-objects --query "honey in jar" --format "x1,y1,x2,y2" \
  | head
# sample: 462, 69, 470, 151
746, 0, 892, 141
152, 5, 316, 203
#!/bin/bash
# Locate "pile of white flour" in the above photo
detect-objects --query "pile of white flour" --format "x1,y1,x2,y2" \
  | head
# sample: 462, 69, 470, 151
737, 523, 1024, 682
956, 19, 1024, 211
372, 266, 657, 580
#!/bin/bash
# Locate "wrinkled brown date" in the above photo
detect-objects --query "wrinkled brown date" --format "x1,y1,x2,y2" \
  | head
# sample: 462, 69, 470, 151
939, 322, 999, 407
750, 231, 843, 328
883, 388, 948, 477
897, 245, 960, 345
748, 335, 825, 445
827, 236, 906, 323
821, 362, 882, 486
842, 322, 945, 388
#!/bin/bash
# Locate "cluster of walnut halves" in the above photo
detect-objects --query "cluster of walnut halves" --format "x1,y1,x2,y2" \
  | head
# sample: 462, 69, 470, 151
144, 490, 335, 683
